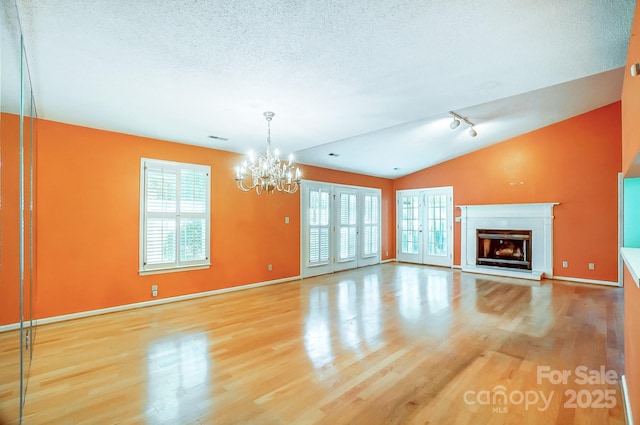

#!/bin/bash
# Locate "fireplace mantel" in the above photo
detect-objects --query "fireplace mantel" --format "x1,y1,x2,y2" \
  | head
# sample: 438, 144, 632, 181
457, 203, 559, 280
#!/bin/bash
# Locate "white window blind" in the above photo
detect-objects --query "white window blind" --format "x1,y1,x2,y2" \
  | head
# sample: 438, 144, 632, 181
308, 188, 330, 265
338, 193, 357, 261
140, 158, 211, 274
362, 194, 379, 257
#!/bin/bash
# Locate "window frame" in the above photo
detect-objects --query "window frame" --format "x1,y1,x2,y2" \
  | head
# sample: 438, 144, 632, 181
139, 158, 211, 275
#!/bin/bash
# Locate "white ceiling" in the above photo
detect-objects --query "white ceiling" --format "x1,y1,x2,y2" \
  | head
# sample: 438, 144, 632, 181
3, 0, 636, 178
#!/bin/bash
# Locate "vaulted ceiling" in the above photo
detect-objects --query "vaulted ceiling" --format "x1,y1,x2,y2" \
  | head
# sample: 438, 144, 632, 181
3, 0, 636, 178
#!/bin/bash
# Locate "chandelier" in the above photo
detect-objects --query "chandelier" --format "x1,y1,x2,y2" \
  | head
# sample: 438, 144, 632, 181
234, 111, 301, 194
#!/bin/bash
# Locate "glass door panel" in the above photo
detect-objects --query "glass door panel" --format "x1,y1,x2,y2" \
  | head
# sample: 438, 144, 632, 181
334, 188, 358, 272
424, 191, 452, 267
397, 192, 422, 263
396, 187, 453, 267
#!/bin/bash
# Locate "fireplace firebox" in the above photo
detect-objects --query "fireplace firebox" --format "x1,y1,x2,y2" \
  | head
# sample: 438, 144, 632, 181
476, 229, 532, 270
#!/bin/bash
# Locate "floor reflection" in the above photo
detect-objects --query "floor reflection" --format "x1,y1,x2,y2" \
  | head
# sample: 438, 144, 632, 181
426, 273, 450, 314
338, 280, 362, 356
304, 286, 335, 369
395, 268, 451, 321
304, 273, 384, 369
397, 272, 422, 321
362, 274, 382, 349
146, 333, 209, 424
301, 265, 555, 371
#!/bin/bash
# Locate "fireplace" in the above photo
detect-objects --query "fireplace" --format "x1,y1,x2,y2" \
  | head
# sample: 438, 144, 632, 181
458, 203, 558, 280
476, 229, 532, 270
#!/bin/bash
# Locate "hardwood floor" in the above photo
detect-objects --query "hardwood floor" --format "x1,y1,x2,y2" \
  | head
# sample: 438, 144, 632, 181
0, 263, 626, 424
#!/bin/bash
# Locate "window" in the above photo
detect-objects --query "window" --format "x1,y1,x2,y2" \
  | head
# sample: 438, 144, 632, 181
140, 158, 211, 274
308, 187, 330, 266
338, 192, 357, 261
362, 194, 379, 257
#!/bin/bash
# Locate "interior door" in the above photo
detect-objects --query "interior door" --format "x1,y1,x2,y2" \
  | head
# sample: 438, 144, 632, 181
333, 188, 359, 272
302, 181, 381, 277
359, 191, 381, 267
396, 187, 453, 267
397, 191, 422, 263
423, 188, 453, 267
302, 183, 333, 277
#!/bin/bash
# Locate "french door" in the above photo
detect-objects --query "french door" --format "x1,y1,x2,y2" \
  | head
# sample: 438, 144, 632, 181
301, 181, 381, 277
397, 187, 453, 267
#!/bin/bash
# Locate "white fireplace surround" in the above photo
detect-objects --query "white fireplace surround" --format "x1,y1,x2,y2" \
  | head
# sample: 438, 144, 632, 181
458, 203, 559, 280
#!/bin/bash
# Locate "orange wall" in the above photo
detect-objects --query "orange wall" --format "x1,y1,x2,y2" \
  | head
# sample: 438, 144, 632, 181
28, 118, 394, 322
622, 2, 640, 422
394, 103, 622, 283
0, 113, 34, 326
1, 113, 21, 325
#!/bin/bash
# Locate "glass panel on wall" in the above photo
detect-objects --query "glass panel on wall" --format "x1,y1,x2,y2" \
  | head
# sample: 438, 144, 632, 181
1, 2, 38, 423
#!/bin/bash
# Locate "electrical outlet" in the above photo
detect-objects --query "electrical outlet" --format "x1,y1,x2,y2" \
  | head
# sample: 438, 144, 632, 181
268, 264, 273, 271
285, 216, 290, 224
562, 261, 568, 268
589, 263, 595, 270
152, 284, 158, 297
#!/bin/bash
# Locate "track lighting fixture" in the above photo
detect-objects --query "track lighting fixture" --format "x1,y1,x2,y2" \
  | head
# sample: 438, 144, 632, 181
449, 111, 478, 137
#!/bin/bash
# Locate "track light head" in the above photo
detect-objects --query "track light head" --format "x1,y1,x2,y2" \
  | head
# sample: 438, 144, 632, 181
449, 111, 478, 137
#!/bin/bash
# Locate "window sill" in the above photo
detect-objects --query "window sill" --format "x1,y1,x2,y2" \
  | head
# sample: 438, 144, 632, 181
139, 264, 211, 276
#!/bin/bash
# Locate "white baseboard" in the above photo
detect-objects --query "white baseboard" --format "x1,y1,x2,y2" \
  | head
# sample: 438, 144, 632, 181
0, 275, 301, 332
552, 275, 621, 287
380, 258, 396, 264
622, 375, 634, 425
0, 322, 21, 333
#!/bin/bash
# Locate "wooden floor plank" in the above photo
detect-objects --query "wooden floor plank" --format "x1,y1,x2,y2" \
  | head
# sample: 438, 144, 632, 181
0, 263, 626, 424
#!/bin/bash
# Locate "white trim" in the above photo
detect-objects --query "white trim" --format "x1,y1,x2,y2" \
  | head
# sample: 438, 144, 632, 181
619, 173, 624, 287
0, 323, 21, 333
622, 247, 640, 288
380, 258, 396, 264
622, 375, 634, 425
463, 267, 544, 282
139, 263, 211, 276
551, 275, 620, 287
0, 276, 300, 333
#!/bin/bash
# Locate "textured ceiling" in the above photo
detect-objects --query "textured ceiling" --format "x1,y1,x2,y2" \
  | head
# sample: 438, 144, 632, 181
3, 0, 636, 178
